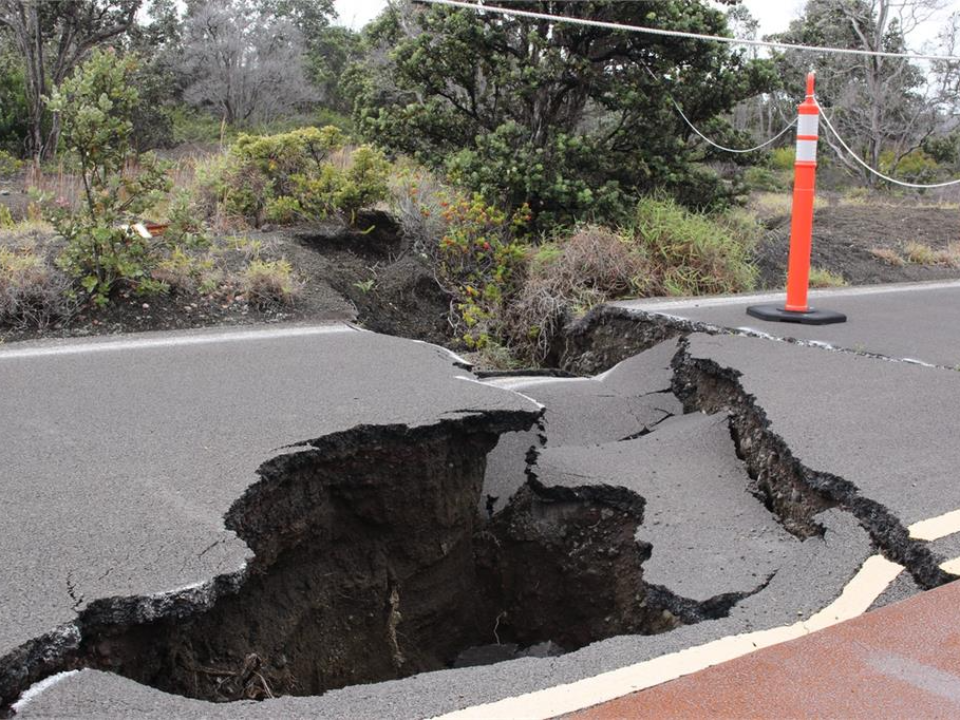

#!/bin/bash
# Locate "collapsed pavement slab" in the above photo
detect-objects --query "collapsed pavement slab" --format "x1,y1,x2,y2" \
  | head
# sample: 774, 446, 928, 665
533, 413, 797, 611
482, 340, 682, 514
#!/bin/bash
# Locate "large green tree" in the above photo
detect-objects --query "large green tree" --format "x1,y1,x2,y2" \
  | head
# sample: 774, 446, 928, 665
349, 0, 776, 225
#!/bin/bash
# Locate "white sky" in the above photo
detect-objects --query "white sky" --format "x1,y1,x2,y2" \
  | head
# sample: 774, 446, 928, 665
332, 0, 955, 47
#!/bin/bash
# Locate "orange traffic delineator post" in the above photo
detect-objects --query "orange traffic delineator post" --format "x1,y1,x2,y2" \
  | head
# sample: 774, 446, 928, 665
747, 73, 846, 326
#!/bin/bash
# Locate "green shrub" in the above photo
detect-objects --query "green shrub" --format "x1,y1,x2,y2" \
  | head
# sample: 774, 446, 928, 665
0, 205, 14, 228
769, 147, 794, 171
164, 189, 210, 249
744, 166, 789, 193
196, 127, 389, 227
45, 50, 172, 306
435, 193, 529, 348
264, 196, 304, 225
295, 144, 390, 224
0, 150, 22, 178
880, 149, 939, 185
632, 195, 758, 296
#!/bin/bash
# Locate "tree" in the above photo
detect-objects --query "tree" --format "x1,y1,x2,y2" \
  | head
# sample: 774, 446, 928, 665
0, 44, 29, 153
309, 25, 363, 114
46, 49, 171, 304
179, 0, 316, 125
257, 0, 335, 42
772, 0, 947, 185
0, 0, 141, 160
349, 1, 775, 226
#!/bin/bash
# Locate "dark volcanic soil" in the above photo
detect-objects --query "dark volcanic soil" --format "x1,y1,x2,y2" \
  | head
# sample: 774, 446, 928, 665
755, 203, 960, 288
0, 211, 454, 347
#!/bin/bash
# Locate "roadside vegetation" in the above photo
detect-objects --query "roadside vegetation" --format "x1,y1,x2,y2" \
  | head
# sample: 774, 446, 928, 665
2, 0, 960, 365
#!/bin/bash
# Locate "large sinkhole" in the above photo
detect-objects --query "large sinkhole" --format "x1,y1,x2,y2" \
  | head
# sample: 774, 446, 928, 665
69, 415, 698, 704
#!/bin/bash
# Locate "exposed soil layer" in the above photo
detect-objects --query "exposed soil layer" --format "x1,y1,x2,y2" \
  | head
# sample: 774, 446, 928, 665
754, 204, 960, 289
551, 306, 697, 375
69, 417, 762, 705
292, 217, 453, 346
474, 482, 680, 651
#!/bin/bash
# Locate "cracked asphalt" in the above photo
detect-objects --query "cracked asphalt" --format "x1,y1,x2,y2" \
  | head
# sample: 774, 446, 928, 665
534, 412, 797, 604
0, 324, 538, 705
7, 282, 960, 719
612, 279, 960, 368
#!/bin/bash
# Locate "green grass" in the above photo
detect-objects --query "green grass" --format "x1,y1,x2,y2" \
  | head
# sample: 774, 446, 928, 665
632, 195, 758, 296
808, 266, 847, 288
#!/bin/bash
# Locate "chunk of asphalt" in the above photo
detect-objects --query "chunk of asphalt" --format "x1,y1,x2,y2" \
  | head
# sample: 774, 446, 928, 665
0, 326, 540, 710
534, 413, 797, 605
593, 337, 679, 396
14, 510, 873, 720
482, 340, 682, 515
677, 332, 960, 586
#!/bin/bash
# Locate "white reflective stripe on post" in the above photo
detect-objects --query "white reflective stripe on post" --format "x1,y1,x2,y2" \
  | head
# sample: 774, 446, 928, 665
796, 138, 818, 162
797, 114, 819, 137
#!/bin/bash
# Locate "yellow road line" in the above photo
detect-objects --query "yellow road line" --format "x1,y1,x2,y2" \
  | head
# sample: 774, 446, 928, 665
433, 508, 960, 719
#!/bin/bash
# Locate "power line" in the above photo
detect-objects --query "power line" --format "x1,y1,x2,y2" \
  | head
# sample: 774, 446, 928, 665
415, 0, 960, 63
819, 110, 960, 189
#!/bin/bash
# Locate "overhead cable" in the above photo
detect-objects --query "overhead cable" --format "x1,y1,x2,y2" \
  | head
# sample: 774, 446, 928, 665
415, 0, 960, 63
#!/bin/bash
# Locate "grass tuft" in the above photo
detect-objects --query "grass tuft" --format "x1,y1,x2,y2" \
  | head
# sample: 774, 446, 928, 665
808, 266, 847, 288
241, 258, 299, 306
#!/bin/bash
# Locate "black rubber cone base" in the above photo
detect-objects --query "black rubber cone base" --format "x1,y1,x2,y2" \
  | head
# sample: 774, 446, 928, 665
746, 304, 847, 325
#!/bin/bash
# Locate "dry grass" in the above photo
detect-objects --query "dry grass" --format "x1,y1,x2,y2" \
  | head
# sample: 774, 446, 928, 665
869, 247, 906, 266
241, 258, 299, 306
808, 266, 847, 288
749, 191, 826, 218
504, 226, 652, 361
903, 241, 960, 266
151, 247, 220, 295
0, 245, 74, 328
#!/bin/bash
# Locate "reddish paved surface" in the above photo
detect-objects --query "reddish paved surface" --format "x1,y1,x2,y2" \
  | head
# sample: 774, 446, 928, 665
571, 579, 960, 719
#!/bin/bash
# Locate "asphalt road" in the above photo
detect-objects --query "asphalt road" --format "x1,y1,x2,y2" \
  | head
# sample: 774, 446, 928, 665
7, 300, 960, 719
612, 279, 960, 368
482, 340, 681, 516
536, 413, 797, 604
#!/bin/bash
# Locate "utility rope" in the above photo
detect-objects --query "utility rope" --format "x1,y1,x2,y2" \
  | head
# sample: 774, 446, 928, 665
415, 0, 960, 63
819, 110, 960, 189
671, 100, 795, 154
633, 59, 797, 154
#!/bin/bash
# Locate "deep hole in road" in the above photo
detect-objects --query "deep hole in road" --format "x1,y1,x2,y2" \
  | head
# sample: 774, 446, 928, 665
69, 415, 702, 703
